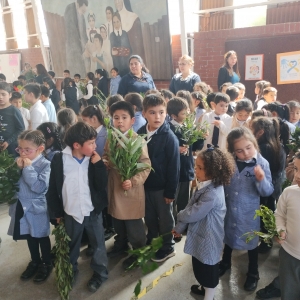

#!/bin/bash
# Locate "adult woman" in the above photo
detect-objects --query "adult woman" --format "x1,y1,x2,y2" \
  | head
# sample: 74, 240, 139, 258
169, 55, 201, 95
35, 64, 49, 85
117, 55, 156, 96
217, 50, 240, 91
43, 77, 60, 111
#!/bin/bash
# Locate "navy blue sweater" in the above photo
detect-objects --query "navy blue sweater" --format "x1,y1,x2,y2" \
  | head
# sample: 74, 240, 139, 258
137, 122, 180, 199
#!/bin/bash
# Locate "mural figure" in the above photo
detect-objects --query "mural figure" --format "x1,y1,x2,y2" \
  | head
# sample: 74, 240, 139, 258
99, 24, 114, 73
105, 6, 114, 37
86, 12, 100, 43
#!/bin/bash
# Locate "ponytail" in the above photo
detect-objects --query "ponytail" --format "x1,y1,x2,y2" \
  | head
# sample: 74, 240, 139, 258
36, 122, 63, 151
82, 105, 105, 126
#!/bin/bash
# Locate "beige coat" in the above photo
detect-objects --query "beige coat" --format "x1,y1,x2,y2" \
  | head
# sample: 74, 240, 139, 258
103, 134, 151, 220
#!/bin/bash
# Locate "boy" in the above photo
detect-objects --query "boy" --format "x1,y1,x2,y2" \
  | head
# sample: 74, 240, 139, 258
257, 87, 277, 110
18, 75, 26, 85
61, 69, 71, 91
48, 71, 55, 84
46, 122, 108, 293
103, 101, 150, 269
287, 100, 300, 128
24, 83, 49, 130
233, 82, 246, 100
226, 85, 239, 117
110, 67, 121, 96
167, 97, 194, 223
137, 94, 180, 262
200, 93, 232, 150
0, 82, 24, 156
74, 73, 83, 100
10, 91, 30, 130
40, 86, 57, 123
124, 93, 146, 132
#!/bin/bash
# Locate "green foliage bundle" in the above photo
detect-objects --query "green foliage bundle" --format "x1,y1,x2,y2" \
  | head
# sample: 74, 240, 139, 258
175, 112, 208, 146
0, 149, 19, 205
52, 220, 73, 300
287, 126, 300, 152
243, 205, 284, 246
94, 86, 108, 113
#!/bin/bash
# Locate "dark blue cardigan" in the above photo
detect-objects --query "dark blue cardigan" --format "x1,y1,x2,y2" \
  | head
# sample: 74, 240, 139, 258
137, 122, 180, 199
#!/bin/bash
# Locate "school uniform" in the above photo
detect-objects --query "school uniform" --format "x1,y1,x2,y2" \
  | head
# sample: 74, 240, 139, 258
95, 126, 107, 157
195, 107, 206, 123
46, 149, 108, 280
30, 100, 49, 130
110, 75, 121, 96
49, 88, 61, 112
42, 98, 57, 123
97, 77, 109, 98
19, 107, 30, 130
132, 111, 146, 133
174, 181, 226, 288
292, 120, 300, 128
256, 99, 267, 110
63, 86, 80, 115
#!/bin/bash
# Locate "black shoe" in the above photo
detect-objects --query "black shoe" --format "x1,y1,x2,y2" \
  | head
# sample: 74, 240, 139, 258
258, 240, 273, 254
71, 269, 79, 288
174, 235, 182, 243
87, 272, 103, 293
33, 263, 53, 283
122, 255, 138, 270
191, 285, 205, 295
151, 248, 176, 263
107, 246, 128, 258
104, 229, 115, 241
20, 261, 40, 281
219, 261, 231, 277
244, 272, 260, 291
86, 244, 94, 257
256, 282, 281, 299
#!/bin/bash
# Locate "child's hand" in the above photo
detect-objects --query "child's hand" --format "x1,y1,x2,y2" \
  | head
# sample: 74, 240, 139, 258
91, 151, 101, 164
0, 141, 8, 151
276, 231, 286, 244
16, 157, 24, 169
122, 180, 132, 191
164, 197, 174, 204
212, 120, 221, 127
254, 165, 265, 181
56, 218, 61, 224
179, 146, 188, 155
172, 229, 182, 238
23, 158, 32, 167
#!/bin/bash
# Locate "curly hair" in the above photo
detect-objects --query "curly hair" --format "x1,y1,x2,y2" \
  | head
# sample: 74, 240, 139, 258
197, 148, 235, 186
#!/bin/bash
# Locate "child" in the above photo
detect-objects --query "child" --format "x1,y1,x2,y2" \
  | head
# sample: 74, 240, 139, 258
40, 86, 57, 123
256, 87, 277, 110
205, 92, 217, 112
225, 85, 240, 116
219, 127, 274, 291
286, 100, 300, 128
0, 82, 25, 156
200, 93, 232, 150
161, 89, 174, 122
7, 130, 52, 283
275, 151, 300, 300
43, 77, 61, 112
233, 82, 246, 100
193, 81, 213, 95
173, 147, 235, 300
24, 83, 49, 130
96, 69, 109, 98
167, 97, 194, 221
74, 73, 83, 100
62, 77, 80, 115
231, 99, 253, 128
48, 71, 55, 83
10, 91, 30, 130
36, 122, 63, 161
137, 94, 180, 262
176, 90, 192, 112
124, 93, 146, 132
103, 101, 150, 269
253, 80, 271, 110
46, 122, 108, 292
57, 108, 77, 147
18, 75, 26, 86
220, 82, 232, 93
191, 92, 206, 123
110, 67, 121, 96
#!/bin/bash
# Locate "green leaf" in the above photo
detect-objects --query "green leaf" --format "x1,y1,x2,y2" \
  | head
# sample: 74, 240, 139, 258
134, 279, 142, 296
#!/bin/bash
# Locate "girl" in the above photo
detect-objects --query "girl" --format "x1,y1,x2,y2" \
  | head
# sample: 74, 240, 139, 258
193, 81, 213, 95
110, 67, 121, 96
61, 77, 80, 115
83, 72, 98, 107
92, 33, 113, 72
173, 146, 235, 300
231, 99, 253, 128
251, 117, 286, 253
256, 87, 277, 110
176, 90, 192, 112
7, 130, 51, 283
86, 12, 99, 43
253, 80, 271, 110
191, 91, 206, 123
57, 108, 77, 147
286, 100, 300, 128
96, 68, 109, 98
37, 122, 63, 161
43, 77, 60, 112
219, 127, 273, 291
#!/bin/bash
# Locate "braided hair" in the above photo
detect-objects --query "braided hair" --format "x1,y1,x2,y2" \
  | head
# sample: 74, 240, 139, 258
18, 130, 45, 146
37, 122, 63, 151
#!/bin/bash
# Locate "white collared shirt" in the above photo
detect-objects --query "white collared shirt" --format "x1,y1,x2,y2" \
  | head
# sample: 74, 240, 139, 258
96, 125, 103, 133
114, 29, 122, 36
146, 124, 158, 140
30, 100, 49, 130
197, 179, 212, 190
170, 119, 182, 127
62, 146, 94, 224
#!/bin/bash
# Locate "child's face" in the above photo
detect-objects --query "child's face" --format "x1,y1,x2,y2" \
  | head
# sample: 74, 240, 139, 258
43, 82, 50, 89
233, 137, 256, 161
113, 16, 121, 30
290, 108, 300, 124
191, 97, 200, 111
194, 85, 201, 92
254, 86, 260, 95
264, 92, 277, 103
111, 70, 118, 78
88, 17, 95, 28
23, 90, 35, 103
143, 105, 166, 131
113, 109, 135, 133
172, 109, 187, 124
100, 28, 107, 40
63, 72, 70, 78
237, 89, 245, 100
106, 9, 112, 21
214, 101, 228, 115
0, 89, 11, 108
94, 37, 102, 49
11, 98, 22, 109
82, 115, 99, 129
17, 139, 44, 160
74, 77, 80, 83
236, 110, 251, 122
294, 158, 300, 187
73, 139, 96, 157
195, 157, 208, 182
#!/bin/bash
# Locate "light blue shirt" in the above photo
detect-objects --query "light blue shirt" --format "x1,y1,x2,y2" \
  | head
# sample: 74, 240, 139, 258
231, 72, 240, 84
42, 98, 57, 123
133, 111, 146, 132
110, 75, 121, 96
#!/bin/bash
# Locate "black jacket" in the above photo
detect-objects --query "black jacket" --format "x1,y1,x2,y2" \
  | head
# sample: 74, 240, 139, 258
97, 77, 109, 98
217, 66, 234, 90
50, 88, 61, 112
64, 86, 80, 114
137, 121, 180, 199
46, 152, 108, 218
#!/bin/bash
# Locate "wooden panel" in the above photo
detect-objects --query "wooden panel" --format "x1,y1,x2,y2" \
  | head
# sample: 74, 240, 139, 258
25, 7, 36, 35
3, 12, 13, 38
267, 2, 300, 24
201, 0, 225, 10
200, 12, 233, 31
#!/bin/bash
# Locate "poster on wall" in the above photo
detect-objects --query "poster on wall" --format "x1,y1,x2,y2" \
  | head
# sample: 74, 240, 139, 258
41, 0, 172, 80
0, 53, 21, 83
245, 54, 264, 80
277, 51, 300, 84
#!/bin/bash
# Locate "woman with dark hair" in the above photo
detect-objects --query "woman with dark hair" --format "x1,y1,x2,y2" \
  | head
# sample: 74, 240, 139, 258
61, 77, 80, 115
117, 55, 155, 96
217, 51, 240, 90
82, 72, 98, 106
43, 77, 60, 111
36, 64, 49, 84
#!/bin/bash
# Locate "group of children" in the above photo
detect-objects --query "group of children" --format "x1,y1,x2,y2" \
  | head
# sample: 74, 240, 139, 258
1, 72, 300, 300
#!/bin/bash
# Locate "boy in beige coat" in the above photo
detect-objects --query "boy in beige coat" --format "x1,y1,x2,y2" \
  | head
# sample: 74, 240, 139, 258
103, 101, 151, 269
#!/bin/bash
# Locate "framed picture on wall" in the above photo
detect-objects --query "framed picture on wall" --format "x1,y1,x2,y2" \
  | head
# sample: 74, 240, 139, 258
245, 54, 264, 80
277, 51, 300, 84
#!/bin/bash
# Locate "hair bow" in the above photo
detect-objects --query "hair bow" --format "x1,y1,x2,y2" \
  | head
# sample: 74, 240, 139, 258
206, 144, 218, 152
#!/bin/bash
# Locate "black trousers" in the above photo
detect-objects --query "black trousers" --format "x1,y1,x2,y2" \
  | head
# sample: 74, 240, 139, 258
27, 235, 51, 265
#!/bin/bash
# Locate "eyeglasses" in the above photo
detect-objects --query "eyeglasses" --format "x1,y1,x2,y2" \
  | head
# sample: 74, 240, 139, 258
178, 63, 187, 66
15, 147, 39, 155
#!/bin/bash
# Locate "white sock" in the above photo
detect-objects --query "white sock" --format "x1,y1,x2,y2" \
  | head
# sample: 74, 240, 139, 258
204, 287, 215, 300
